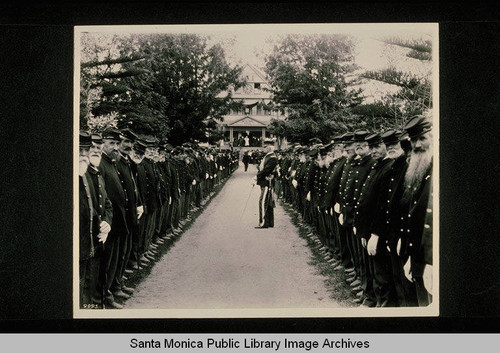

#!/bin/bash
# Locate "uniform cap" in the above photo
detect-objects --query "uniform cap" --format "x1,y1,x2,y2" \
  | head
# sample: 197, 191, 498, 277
353, 130, 370, 142
91, 133, 103, 144
133, 140, 147, 154
102, 128, 121, 141
366, 132, 383, 147
120, 128, 138, 142
404, 116, 432, 138
79, 131, 92, 147
381, 130, 400, 146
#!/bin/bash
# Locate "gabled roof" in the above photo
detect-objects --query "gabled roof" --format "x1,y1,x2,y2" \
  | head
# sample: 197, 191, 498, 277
227, 116, 267, 127
242, 63, 268, 83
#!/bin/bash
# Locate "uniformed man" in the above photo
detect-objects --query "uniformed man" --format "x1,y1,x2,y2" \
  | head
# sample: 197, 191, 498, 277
98, 128, 129, 308
370, 129, 413, 307
79, 131, 102, 308
129, 139, 149, 268
254, 138, 278, 229
333, 133, 357, 276
85, 132, 113, 308
353, 132, 394, 307
399, 116, 433, 307
141, 137, 161, 261
365, 130, 406, 307
243, 151, 251, 172
115, 128, 142, 291
320, 137, 348, 266
338, 130, 375, 298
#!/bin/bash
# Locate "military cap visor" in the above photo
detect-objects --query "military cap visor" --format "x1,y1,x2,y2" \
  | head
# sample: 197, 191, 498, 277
366, 133, 383, 147
342, 133, 355, 143
381, 130, 400, 146
353, 130, 371, 142
405, 116, 432, 139
120, 128, 138, 142
144, 136, 159, 147
102, 128, 121, 141
133, 140, 147, 154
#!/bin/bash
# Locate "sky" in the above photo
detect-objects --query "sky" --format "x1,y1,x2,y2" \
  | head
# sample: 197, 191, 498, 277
78, 23, 437, 73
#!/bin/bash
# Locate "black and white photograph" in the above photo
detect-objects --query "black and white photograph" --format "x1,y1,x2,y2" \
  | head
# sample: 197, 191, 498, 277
74, 23, 439, 318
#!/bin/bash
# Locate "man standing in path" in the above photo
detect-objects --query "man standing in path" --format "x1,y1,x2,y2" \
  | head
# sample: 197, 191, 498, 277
254, 138, 277, 229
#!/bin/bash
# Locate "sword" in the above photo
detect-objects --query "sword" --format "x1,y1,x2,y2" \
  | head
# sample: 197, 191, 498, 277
240, 184, 255, 221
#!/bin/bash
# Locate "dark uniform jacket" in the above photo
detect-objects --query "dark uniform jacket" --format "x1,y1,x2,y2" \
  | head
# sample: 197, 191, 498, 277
353, 157, 394, 241
400, 161, 433, 278
116, 153, 140, 228
371, 153, 408, 249
337, 156, 356, 210
142, 158, 161, 211
168, 158, 180, 200
80, 175, 93, 261
256, 152, 277, 187
99, 152, 129, 239
321, 157, 347, 210
341, 154, 376, 226
130, 159, 148, 214
85, 167, 113, 257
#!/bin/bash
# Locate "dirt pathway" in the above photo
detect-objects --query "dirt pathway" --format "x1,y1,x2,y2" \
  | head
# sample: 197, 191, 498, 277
125, 163, 341, 310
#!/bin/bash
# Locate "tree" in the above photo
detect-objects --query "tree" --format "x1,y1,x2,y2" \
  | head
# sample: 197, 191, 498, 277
263, 34, 363, 144
80, 33, 246, 145
356, 36, 433, 130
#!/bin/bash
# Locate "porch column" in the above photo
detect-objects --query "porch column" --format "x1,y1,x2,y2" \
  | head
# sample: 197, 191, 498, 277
230, 127, 234, 144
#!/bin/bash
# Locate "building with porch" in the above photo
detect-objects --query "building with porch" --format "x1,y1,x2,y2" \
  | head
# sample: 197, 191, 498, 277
216, 64, 286, 148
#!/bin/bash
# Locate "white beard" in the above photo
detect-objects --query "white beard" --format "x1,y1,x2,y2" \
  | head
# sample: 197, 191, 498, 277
130, 153, 144, 164
89, 155, 101, 168
403, 149, 432, 201
79, 160, 89, 176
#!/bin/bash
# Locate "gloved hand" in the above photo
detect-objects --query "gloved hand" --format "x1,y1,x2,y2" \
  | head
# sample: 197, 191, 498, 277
353, 226, 357, 235
329, 208, 333, 216
306, 192, 311, 201
292, 179, 298, 188
397, 238, 402, 256
290, 170, 296, 178
334, 203, 340, 214
99, 221, 111, 234
423, 264, 433, 295
205, 173, 209, 179
367, 234, 379, 256
338, 213, 344, 225
403, 256, 412, 282
192, 179, 197, 185
136, 206, 144, 220
169, 196, 172, 205
97, 232, 108, 244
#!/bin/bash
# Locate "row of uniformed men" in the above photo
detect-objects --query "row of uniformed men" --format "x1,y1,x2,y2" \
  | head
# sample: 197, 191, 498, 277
78, 128, 239, 309
274, 116, 433, 308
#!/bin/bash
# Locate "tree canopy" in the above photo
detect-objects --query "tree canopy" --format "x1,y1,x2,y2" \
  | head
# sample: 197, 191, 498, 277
263, 34, 364, 144
80, 33, 246, 145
